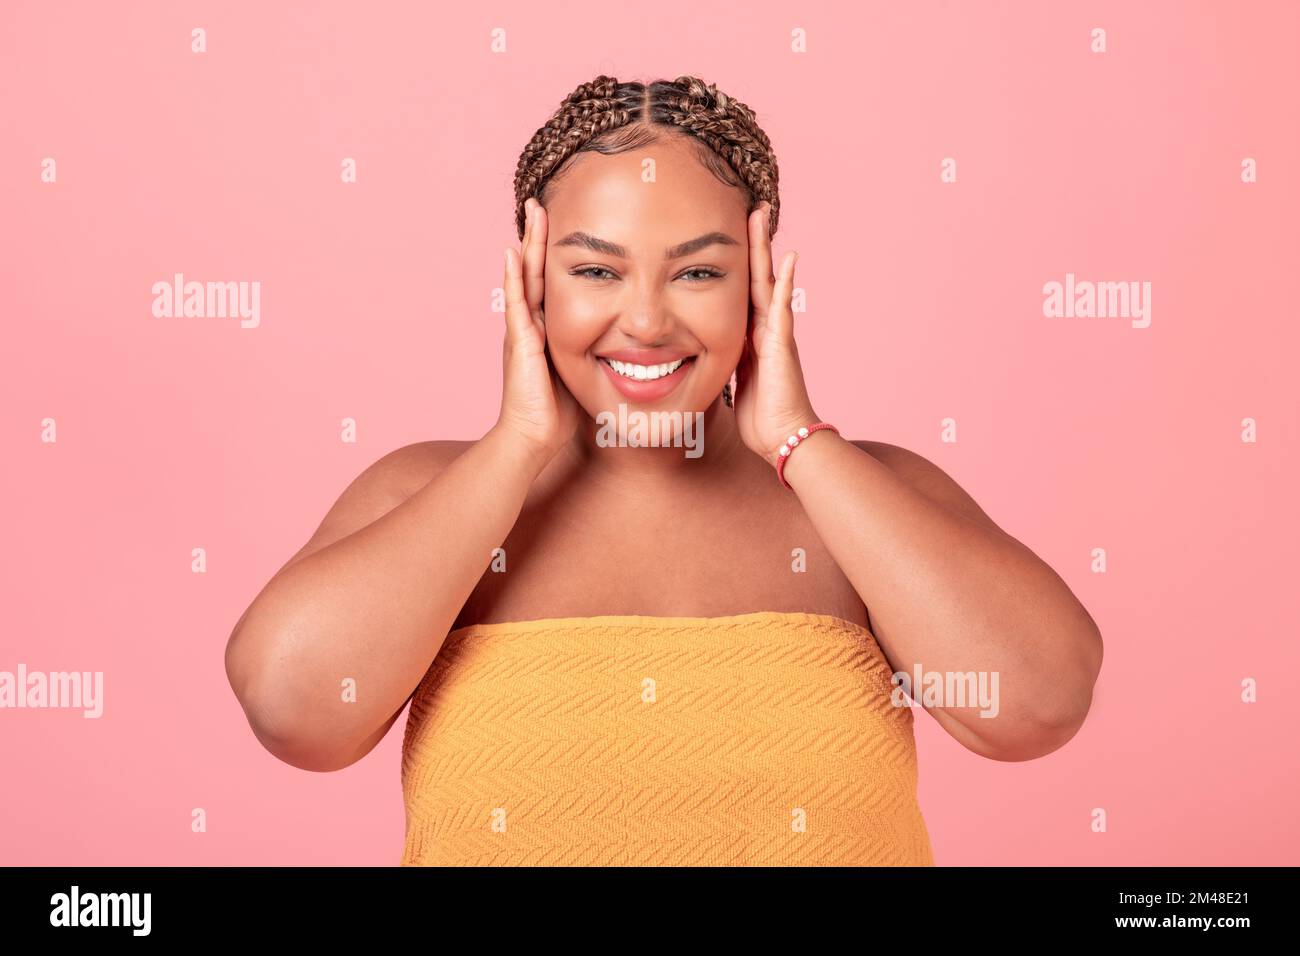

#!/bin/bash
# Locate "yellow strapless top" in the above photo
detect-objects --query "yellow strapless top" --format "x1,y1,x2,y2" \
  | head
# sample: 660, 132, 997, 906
400, 611, 933, 866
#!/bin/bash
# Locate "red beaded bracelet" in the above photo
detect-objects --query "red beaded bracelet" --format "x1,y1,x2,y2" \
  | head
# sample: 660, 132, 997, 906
775, 422, 839, 489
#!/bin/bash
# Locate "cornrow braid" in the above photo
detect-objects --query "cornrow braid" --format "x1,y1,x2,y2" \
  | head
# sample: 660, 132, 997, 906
512, 74, 780, 241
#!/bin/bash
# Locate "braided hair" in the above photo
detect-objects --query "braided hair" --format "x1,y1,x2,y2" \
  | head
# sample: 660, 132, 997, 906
512, 74, 780, 242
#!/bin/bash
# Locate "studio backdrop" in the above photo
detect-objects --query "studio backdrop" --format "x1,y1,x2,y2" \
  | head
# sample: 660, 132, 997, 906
2, 0, 1297, 865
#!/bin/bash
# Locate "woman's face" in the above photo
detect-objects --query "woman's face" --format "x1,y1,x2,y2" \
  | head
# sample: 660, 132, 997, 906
540, 136, 751, 422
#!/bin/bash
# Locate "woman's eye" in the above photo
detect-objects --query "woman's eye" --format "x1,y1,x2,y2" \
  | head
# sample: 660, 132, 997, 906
573, 266, 616, 281
571, 266, 723, 282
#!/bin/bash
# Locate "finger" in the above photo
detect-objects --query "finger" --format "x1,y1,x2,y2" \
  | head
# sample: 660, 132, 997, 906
523, 198, 547, 324
734, 338, 753, 403
749, 202, 775, 319
551, 359, 576, 407
502, 247, 533, 340
767, 250, 797, 342
733, 312, 757, 400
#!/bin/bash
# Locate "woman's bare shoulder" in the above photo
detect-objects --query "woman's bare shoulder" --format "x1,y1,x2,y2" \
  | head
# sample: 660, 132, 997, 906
849, 439, 938, 475
376, 439, 476, 499
274, 440, 474, 575
849, 439, 1003, 534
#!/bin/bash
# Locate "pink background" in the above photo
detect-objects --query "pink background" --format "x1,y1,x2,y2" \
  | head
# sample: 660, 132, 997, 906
2, 1, 1297, 865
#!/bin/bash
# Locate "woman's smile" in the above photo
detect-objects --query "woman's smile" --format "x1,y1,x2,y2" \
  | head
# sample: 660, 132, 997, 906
595, 347, 697, 402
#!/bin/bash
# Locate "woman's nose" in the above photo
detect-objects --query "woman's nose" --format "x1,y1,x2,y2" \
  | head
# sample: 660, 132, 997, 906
616, 287, 675, 343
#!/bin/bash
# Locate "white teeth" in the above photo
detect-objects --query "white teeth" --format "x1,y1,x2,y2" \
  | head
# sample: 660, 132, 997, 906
603, 357, 686, 381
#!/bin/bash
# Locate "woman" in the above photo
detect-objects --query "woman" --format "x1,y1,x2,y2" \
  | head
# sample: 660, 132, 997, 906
224, 75, 1103, 866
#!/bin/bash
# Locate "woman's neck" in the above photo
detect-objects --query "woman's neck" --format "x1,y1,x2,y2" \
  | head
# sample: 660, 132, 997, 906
557, 394, 747, 491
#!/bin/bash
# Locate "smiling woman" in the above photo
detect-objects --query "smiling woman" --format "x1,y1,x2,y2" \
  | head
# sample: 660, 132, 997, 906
224, 74, 1103, 867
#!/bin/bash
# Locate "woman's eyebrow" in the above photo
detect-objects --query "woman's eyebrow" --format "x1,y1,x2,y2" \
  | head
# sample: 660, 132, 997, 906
553, 231, 739, 260
664, 232, 740, 260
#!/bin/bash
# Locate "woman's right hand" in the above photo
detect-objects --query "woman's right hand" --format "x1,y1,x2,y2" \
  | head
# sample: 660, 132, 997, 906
494, 197, 581, 469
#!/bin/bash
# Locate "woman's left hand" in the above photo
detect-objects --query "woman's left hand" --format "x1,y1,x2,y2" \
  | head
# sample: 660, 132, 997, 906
733, 201, 821, 467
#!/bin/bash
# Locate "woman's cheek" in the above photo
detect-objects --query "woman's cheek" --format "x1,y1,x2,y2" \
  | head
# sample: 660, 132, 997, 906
543, 290, 606, 358
694, 286, 748, 366
538, 290, 609, 407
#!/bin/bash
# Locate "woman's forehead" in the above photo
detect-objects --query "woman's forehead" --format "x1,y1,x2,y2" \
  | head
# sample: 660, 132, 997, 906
545, 157, 747, 240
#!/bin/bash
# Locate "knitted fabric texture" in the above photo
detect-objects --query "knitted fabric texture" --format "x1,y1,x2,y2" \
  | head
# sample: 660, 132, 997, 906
400, 611, 934, 866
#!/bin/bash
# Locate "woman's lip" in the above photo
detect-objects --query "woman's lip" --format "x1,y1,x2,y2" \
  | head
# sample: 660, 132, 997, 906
598, 356, 693, 401
597, 348, 693, 364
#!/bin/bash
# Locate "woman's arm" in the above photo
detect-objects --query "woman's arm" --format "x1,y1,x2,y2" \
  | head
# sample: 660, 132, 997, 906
224, 429, 548, 772
780, 435, 1102, 762
226, 199, 576, 772
734, 201, 1101, 762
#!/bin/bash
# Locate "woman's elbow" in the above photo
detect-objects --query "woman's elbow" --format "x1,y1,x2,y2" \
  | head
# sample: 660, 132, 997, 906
969, 623, 1103, 762
231, 683, 368, 773
224, 626, 366, 773
958, 700, 1091, 762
